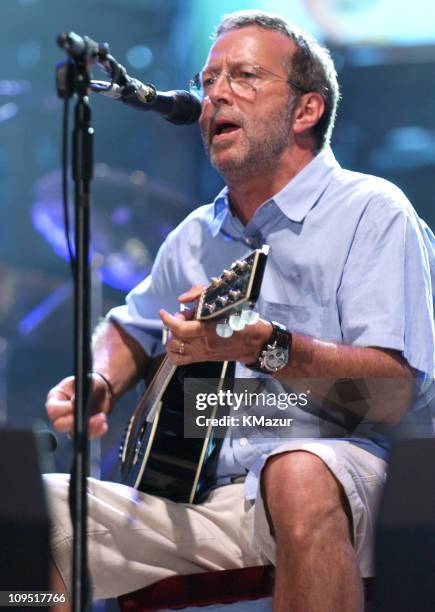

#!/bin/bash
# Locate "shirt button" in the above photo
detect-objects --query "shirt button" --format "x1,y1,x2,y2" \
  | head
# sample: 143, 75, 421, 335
245, 237, 254, 245
239, 437, 249, 447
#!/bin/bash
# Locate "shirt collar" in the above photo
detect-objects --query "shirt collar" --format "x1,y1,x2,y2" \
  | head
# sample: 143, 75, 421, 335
211, 147, 340, 235
273, 147, 340, 222
213, 185, 229, 217
210, 186, 233, 237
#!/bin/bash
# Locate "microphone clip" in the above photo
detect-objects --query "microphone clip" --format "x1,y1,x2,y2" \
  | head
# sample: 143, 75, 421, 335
56, 32, 124, 100
121, 78, 157, 104
57, 32, 109, 64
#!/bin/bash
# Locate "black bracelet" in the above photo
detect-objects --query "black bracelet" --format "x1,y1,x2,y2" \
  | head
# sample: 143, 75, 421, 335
92, 371, 115, 400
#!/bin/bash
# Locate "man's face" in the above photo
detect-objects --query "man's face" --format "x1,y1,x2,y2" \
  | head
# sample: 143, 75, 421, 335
199, 26, 298, 181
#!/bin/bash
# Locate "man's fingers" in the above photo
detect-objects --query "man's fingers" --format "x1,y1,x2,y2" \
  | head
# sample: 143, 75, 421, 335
178, 284, 204, 303
45, 398, 74, 421
51, 415, 74, 433
89, 413, 109, 438
51, 412, 108, 438
159, 309, 183, 332
47, 389, 71, 402
159, 309, 203, 338
46, 376, 75, 400
47, 372, 110, 439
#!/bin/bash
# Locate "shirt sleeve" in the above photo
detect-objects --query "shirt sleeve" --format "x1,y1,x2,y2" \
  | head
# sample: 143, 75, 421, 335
337, 192, 435, 377
107, 232, 187, 357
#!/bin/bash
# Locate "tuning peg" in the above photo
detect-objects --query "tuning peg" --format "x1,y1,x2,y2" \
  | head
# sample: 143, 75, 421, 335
216, 295, 229, 307
203, 302, 217, 314
229, 313, 246, 331
234, 260, 249, 272
210, 277, 221, 287
216, 319, 234, 338
228, 290, 242, 301
241, 306, 259, 325
222, 269, 237, 281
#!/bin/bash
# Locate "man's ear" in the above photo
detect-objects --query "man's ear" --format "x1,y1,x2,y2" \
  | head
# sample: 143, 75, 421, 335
292, 92, 325, 136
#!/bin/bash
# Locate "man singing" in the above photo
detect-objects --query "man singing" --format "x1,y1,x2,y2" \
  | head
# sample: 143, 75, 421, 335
46, 10, 435, 611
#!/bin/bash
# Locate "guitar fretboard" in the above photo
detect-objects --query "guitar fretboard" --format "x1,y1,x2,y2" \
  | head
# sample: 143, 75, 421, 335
144, 356, 177, 419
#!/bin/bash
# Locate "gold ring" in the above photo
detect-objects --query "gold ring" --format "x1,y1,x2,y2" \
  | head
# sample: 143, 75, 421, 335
178, 341, 185, 355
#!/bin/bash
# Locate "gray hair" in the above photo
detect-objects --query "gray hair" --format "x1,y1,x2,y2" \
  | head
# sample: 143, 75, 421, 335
214, 10, 340, 151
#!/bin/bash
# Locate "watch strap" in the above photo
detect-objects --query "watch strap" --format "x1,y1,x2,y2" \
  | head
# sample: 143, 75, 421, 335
246, 321, 292, 373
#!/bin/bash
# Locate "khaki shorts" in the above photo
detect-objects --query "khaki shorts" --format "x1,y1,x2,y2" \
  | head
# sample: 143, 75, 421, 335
44, 440, 386, 599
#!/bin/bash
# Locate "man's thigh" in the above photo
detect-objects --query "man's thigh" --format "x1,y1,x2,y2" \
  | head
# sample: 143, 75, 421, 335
44, 475, 265, 599
252, 440, 387, 577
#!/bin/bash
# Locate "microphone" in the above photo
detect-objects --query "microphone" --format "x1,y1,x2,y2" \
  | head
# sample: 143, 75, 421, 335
57, 31, 201, 125
90, 78, 202, 125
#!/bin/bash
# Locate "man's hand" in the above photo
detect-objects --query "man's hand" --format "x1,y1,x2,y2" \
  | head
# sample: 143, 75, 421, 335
46, 374, 112, 439
159, 285, 272, 365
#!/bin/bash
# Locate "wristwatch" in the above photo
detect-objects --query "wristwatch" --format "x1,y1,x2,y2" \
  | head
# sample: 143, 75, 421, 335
246, 321, 292, 373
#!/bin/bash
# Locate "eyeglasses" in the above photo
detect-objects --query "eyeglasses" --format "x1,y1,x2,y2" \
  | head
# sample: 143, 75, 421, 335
189, 63, 309, 100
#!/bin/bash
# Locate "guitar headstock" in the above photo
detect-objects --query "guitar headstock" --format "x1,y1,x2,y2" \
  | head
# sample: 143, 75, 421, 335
196, 244, 269, 323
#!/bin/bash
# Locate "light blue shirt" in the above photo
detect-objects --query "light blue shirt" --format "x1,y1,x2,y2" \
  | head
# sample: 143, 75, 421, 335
109, 148, 435, 498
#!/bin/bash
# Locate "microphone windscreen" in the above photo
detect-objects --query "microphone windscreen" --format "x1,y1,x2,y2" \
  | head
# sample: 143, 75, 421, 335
165, 90, 202, 125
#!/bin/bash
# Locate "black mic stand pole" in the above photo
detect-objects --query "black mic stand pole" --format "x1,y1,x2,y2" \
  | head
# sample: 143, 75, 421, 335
71, 69, 93, 612
56, 35, 104, 610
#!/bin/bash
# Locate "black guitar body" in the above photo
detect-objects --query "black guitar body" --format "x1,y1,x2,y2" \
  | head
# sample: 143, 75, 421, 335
120, 361, 233, 502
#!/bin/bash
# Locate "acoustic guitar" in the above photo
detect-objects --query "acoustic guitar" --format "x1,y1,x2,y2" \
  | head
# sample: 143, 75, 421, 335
119, 245, 269, 503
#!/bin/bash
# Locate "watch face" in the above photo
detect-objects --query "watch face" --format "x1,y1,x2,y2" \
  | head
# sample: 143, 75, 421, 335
264, 347, 288, 371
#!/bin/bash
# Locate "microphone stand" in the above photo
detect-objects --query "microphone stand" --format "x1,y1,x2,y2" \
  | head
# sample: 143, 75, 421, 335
56, 37, 104, 611
54, 31, 200, 610
71, 74, 93, 612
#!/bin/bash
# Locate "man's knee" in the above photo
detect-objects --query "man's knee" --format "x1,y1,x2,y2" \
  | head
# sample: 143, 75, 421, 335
261, 451, 352, 546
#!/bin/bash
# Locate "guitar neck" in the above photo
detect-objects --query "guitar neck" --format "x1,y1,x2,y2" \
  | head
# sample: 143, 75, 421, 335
143, 356, 177, 421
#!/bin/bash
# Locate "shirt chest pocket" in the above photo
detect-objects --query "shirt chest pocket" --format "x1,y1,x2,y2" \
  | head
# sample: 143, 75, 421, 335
261, 301, 324, 338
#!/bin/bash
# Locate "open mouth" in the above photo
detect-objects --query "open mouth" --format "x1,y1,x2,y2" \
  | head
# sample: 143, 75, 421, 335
211, 119, 241, 141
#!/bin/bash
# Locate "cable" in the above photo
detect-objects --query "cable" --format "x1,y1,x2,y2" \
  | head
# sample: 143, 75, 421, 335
62, 94, 76, 273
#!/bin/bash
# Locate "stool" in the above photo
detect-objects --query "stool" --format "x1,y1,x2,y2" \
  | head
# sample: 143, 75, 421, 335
118, 565, 374, 611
